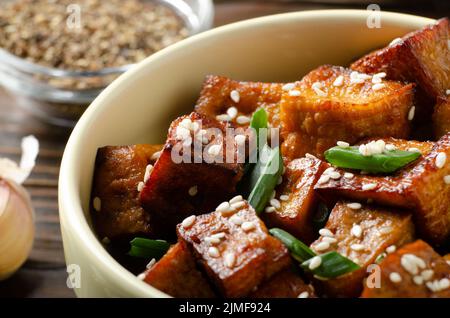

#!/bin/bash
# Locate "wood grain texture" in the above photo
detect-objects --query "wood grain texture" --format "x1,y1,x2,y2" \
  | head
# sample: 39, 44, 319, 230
0, 0, 443, 298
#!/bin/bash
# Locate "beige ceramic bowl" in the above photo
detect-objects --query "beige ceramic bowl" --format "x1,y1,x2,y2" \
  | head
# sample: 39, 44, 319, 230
58, 10, 435, 297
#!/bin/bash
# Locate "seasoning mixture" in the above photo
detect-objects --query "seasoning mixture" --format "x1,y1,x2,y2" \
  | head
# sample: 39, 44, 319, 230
0, 0, 188, 89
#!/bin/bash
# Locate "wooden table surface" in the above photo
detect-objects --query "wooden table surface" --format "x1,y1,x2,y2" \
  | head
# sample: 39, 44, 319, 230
0, 0, 445, 298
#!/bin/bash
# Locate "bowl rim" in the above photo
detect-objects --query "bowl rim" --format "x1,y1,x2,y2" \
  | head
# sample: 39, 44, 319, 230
58, 9, 435, 297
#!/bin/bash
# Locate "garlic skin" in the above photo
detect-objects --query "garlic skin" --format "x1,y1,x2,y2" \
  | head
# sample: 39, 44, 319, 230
0, 179, 35, 280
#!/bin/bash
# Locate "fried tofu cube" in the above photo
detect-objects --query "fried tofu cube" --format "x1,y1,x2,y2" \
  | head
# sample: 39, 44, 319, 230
433, 97, 450, 139
177, 200, 290, 298
194, 75, 283, 127
143, 241, 216, 298
316, 134, 450, 244
351, 18, 449, 103
140, 112, 245, 238
309, 201, 415, 297
90, 144, 163, 239
263, 156, 329, 243
361, 240, 450, 298
280, 65, 414, 159
249, 268, 316, 298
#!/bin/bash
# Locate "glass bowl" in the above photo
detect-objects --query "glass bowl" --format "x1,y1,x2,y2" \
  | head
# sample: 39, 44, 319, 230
0, 0, 214, 127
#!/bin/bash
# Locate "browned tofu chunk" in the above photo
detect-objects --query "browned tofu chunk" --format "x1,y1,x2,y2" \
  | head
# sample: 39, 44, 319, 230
177, 199, 290, 297
352, 18, 449, 104
362, 240, 450, 298
249, 268, 315, 298
144, 241, 216, 298
309, 201, 414, 297
194, 75, 283, 128
433, 97, 450, 139
91, 144, 163, 239
316, 134, 450, 244
263, 156, 329, 243
280, 65, 414, 159
140, 112, 245, 238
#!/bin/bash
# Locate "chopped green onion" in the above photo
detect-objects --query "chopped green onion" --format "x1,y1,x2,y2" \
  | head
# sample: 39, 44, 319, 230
250, 108, 268, 150
270, 228, 360, 278
301, 251, 361, 279
324, 146, 421, 173
247, 145, 283, 213
269, 228, 315, 262
128, 237, 170, 259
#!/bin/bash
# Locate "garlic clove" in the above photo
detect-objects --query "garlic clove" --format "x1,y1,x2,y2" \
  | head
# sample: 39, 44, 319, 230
0, 179, 35, 280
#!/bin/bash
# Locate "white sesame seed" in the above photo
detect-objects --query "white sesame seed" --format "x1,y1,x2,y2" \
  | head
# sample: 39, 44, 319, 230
282, 83, 295, 91
333, 75, 344, 87
386, 245, 396, 254
137, 181, 144, 192
379, 226, 393, 235
208, 144, 222, 156
358, 73, 372, 80
270, 198, 281, 209
182, 215, 196, 229
137, 273, 146, 280
144, 164, 154, 183
224, 252, 236, 268
359, 144, 371, 156
204, 236, 221, 245
351, 224, 363, 238
314, 241, 330, 252
305, 153, 316, 159
329, 171, 341, 180
229, 195, 243, 204
93, 197, 101, 211
236, 115, 251, 124
337, 141, 350, 148
322, 236, 337, 244
230, 201, 246, 209
385, 144, 397, 151
389, 272, 402, 283
288, 89, 301, 97
241, 221, 255, 232
373, 72, 387, 79
146, 258, 156, 269
362, 183, 377, 191
297, 291, 309, 298
176, 126, 191, 140
319, 228, 334, 237
216, 114, 232, 122
347, 202, 362, 210
401, 254, 419, 275
317, 175, 330, 185
372, 83, 386, 91
408, 106, 415, 121
211, 232, 226, 240
216, 201, 234, 215
447, 89, 450, 95
444, 175, 450, 184
151, 150, 162, 161
229, 214, 243, 225
435, 152, 447, 169
389, 37, 403, 46
344, 172, 354, 179
234, 134, 246, 146
309, 256, 322, 270
408, 147, 421, 153
311, 82, 327, 97
421, 269, 434, 281
439, 278, 449, 290
371, 76, 382, 84
279, 194, 289, 201
230, 90, 240, 103
265, 206, 276, 213
208, 246, 220, 258
180, 118, 193, 130
227, 107, 238, 119
413, 275, 424, 285
277, 176, 283, 185
188, 185, 198, 196
351, 244, 365, 251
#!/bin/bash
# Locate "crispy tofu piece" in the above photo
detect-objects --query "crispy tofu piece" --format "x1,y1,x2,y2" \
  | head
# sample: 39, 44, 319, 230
280, 65, 414, 159
249, 268, 315, 298
177, 200, 290, 298
362, 240, 450, 298
351, 18, 449, 103
144, 241, 216, 298
263, 156, 329, 243
90, 144, 163, 239
140, 112, 244, 238
309, 201, 415, 297
316, 134, 450, 244
433, 97, 450, 139
194, 75, 283, 127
